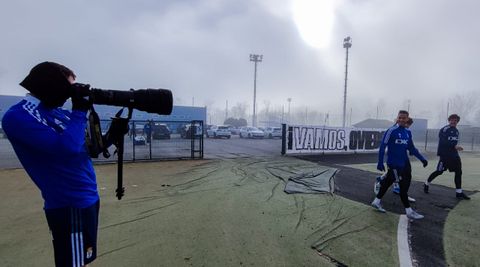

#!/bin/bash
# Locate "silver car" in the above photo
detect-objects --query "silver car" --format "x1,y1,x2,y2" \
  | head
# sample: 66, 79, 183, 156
239, 126, 264, 139
206, 125, 232, 139
264, 127, 282, 138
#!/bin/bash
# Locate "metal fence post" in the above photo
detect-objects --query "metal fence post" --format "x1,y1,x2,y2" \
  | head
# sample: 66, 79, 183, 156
472, 134, 475, 151
148, 120, 152, 160
200, 120, 204, 159
424, 129, 428, 151
191, 121, 195, 159
132, 120, 136, 161
281, 124, 286, 155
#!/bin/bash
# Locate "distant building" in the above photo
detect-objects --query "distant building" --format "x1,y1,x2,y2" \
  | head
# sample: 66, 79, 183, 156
352, 119, 394, 129
353, 118, 428, 131
353, 118, 428, 142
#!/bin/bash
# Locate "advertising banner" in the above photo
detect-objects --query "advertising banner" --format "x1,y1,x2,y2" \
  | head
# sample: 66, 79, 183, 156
284, 125, 386, 154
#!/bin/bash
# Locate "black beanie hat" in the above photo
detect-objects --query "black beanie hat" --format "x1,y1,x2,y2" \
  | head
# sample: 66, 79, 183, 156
20, 61, 74, 108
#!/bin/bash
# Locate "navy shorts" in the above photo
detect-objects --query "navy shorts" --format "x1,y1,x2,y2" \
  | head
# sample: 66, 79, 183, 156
436, 157, 462, 172
45, 201, 99, 267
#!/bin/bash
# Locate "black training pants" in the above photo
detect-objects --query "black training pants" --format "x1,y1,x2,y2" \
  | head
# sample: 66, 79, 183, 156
376, 164, 412, 208
427, 157, 462, 189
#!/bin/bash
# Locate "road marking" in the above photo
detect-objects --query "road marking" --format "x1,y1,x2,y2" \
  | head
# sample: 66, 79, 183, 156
397, 215, 413, 267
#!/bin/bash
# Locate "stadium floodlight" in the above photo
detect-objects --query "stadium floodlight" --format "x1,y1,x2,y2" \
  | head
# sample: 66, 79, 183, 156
342, 36, 352, 128
287, 97, 292, 123
250, 54, 263, 127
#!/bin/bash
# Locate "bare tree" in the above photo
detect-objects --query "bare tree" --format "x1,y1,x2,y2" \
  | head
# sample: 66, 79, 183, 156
230, 102, 248, 119
474, 109, 480, 126
448, 91, 480, 125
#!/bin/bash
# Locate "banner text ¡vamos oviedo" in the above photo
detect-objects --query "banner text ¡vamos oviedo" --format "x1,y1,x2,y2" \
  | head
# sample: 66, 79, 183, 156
286, 125, 386, 154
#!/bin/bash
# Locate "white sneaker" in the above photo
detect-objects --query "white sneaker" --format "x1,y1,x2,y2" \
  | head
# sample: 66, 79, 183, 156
407, 210, 424, 220
371, 201, 386, 213
408, 196, 416, 203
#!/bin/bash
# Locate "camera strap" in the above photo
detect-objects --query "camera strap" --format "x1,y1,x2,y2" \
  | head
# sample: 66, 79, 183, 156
86, 106, 110, 158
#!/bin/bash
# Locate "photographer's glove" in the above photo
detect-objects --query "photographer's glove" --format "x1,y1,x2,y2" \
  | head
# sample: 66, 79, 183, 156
421, 159, 428, 168
377, 162, 385, 172
71, 83, 92, 111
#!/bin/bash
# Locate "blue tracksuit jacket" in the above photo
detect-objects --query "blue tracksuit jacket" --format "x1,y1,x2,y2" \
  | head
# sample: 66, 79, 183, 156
437, 125, 460, 158
378, 124, 426, 170
1, 95, 99, 209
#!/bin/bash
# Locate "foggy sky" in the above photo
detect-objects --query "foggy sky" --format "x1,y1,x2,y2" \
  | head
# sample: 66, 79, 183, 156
1, 0, 479, 127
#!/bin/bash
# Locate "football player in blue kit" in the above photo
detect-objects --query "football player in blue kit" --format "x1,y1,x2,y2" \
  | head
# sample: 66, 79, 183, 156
371, 110, 428, 220
424, 114, 470, 200
375, 117, 416, 203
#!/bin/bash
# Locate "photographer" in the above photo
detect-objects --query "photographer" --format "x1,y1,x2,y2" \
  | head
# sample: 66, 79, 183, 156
1, 62, 118, 267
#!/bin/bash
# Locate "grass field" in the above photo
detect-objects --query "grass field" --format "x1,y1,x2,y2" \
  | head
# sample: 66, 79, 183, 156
1, 157, 401, 267
345, 151, 480, 267
444, 193, 480, 267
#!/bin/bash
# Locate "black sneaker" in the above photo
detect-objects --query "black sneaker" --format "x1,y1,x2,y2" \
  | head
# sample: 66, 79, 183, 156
423, 184, 429, 194
456, 192, 471, 200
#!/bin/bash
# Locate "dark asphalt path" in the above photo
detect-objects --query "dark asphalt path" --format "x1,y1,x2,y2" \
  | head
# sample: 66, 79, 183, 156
297, 153, 472, 267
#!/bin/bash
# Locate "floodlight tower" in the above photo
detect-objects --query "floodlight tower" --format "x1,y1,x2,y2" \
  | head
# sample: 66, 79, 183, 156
342, 36, 352, 128
250, 54, 263, 127
287, 97, 292, 122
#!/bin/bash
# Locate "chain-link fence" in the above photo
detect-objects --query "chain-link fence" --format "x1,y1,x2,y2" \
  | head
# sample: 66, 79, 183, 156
412, 128, 480, 152
0, 120, 203, 169
96, 119, 204, 162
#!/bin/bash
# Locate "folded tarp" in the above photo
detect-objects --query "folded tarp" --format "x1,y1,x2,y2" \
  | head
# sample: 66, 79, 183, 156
284, 168, 338, 194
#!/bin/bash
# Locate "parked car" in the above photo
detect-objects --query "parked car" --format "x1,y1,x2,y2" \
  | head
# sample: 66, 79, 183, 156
180, 124, 202, 139
152, 123, 171, 139
230, 127, 241, 135
133, 124, 147, 145
133, 135, 146, 145
206, 125, 232, 139
264, 127, 282, 138
205, 124, 214, 132
239, 126, 264, 139
134, 124, 144, 135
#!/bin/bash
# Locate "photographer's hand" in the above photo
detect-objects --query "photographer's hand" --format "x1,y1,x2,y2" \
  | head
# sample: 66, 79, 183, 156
71, 83, 91, 111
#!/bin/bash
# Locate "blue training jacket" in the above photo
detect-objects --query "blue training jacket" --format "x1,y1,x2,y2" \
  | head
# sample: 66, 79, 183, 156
1, 95, 99, 209
378, 124, 426, 169
437, 125, 460, 158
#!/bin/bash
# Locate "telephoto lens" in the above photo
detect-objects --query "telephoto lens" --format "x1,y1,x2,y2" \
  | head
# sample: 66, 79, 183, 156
89, 88, 173, 115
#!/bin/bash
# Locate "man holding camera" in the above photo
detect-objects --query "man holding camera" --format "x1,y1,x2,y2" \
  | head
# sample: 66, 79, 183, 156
2, 62, 110, 267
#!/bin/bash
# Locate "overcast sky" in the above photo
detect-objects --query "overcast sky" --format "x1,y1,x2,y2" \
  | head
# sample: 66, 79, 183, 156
1, 0, 479, 126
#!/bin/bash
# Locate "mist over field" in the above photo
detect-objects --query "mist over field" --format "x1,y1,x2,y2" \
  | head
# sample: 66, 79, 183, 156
1, 0, 479, 127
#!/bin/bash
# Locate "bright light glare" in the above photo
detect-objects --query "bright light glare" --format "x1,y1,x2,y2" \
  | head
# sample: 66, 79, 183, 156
292, 0, 336, 49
